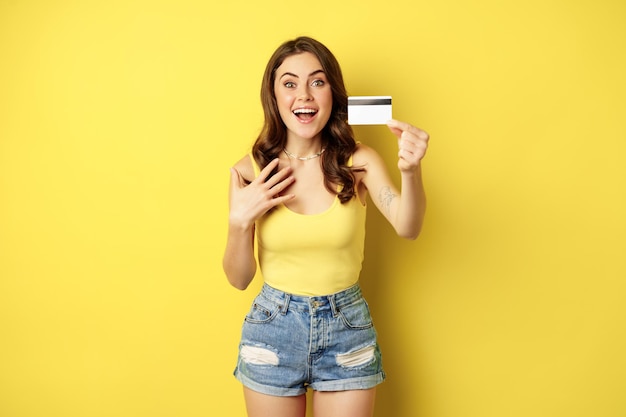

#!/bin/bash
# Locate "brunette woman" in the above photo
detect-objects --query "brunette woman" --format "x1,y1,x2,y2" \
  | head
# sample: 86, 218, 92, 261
223, 36, 429, 417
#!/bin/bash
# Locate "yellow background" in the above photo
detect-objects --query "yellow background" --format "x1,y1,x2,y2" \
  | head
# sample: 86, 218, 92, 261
1, 0, 625, 416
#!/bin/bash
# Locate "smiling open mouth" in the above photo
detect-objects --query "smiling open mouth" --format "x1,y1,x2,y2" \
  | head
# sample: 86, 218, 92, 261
293, 108, 318, 121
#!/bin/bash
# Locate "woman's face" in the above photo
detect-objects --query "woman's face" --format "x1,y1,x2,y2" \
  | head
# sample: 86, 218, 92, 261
273, 52, 333, 142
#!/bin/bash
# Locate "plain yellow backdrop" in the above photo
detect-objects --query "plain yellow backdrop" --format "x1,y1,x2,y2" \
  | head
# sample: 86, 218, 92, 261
1, 1, 625, 416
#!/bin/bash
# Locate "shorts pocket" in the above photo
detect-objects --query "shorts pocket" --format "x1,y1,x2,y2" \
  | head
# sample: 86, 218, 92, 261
337, 298, 373, 330
244, 295, 281, 324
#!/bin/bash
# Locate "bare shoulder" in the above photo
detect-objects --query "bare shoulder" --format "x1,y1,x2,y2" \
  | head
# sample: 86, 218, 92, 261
232, 154, 255, 183
352, 142, 386, 173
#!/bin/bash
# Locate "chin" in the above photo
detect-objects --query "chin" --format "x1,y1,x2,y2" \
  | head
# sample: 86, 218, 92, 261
294, 128, 324, 140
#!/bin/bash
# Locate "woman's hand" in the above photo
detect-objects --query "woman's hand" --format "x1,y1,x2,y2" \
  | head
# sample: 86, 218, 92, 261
228, 158, 295, 229
386, 119, 429, 173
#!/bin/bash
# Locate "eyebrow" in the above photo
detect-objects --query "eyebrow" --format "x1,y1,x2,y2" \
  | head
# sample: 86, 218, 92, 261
278, 69, 325, 80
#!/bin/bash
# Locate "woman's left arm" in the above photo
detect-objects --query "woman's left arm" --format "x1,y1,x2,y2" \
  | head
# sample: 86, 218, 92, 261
358, 119, 429, 240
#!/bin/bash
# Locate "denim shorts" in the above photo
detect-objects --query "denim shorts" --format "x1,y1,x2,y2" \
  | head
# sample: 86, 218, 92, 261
234, 283, 385, 396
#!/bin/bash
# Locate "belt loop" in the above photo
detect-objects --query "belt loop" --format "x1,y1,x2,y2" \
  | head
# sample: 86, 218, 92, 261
329, 294, 339, 317
282, 293, 291, 315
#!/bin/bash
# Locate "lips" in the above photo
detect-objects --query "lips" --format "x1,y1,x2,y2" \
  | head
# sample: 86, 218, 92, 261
292, 107, 318, 123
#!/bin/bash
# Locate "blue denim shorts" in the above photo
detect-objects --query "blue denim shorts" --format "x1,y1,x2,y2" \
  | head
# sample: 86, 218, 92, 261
234, 283, 385, 396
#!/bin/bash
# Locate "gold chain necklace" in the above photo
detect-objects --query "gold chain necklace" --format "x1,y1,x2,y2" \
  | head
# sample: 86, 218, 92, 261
283, 147, 325, 161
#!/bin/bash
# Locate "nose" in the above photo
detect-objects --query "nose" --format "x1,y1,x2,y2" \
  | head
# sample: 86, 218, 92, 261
298, 85, 313, 101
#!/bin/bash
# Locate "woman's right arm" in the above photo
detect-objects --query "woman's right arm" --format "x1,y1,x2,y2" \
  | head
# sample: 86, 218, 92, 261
222, 157, 295, 290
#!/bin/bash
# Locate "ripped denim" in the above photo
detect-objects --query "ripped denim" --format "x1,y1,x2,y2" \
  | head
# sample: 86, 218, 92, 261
234, 283, 385, 396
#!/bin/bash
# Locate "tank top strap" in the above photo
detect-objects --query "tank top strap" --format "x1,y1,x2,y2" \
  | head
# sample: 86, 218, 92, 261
349, 141, 361, 167
248, 151, 261, 177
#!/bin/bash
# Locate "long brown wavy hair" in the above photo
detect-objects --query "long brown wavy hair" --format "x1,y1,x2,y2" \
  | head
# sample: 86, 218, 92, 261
252, 36, 360, 204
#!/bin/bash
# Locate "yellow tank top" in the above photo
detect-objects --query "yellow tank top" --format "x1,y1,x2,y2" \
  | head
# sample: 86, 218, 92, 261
251, 155, 366, 296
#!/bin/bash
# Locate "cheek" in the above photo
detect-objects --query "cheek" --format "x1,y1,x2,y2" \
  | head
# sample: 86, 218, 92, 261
277, 97, 292, 113
275, 91, 293, 109
274, 96, 294, 122
324, 96, 333, 117
320, 90, 333, 108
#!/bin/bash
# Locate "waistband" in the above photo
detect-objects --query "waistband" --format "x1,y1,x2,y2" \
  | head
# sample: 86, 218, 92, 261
258, 283, 364, 315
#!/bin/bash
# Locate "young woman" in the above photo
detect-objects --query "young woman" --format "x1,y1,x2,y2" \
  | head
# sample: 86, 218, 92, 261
223, 36, 429, 417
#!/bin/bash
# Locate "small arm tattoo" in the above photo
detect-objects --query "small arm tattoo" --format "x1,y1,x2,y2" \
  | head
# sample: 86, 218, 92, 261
378, 186, 397, 216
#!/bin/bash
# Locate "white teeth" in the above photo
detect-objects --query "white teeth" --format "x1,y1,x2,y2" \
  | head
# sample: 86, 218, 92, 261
293, 108, 317, 114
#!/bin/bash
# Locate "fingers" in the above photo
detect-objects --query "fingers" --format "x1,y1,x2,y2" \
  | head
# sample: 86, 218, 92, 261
228, 160, 295, 224
386, 119, 429, 147
256, 158, 280, 183
386, 119, 429, 141
247, 158, 295, 200
249, 158, 291, 189
269, 175, 295, 197
386, 119, 429, 171
260, 162, 295, 210
230, 158, 294, 196
386, 118, 413, 133
263, 163, 295, 195
271, 193, 296, 206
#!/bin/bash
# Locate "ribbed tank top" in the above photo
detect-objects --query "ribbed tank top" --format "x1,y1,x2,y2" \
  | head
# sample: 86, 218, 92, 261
251, 154, 366, 296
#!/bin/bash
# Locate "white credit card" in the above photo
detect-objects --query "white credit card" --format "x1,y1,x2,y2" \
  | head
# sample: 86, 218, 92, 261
347, 96, 392, 125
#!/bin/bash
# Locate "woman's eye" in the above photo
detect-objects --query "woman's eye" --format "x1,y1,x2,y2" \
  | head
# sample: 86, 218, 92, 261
312, 79, 325, 87
284, 81, 296, 88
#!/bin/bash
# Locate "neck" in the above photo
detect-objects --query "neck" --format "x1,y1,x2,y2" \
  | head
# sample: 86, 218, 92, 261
283, 136, 324, 160
283, 147, 325, 161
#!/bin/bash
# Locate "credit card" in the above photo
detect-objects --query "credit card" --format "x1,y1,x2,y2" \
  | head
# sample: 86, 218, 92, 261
347, 96, 392, 125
